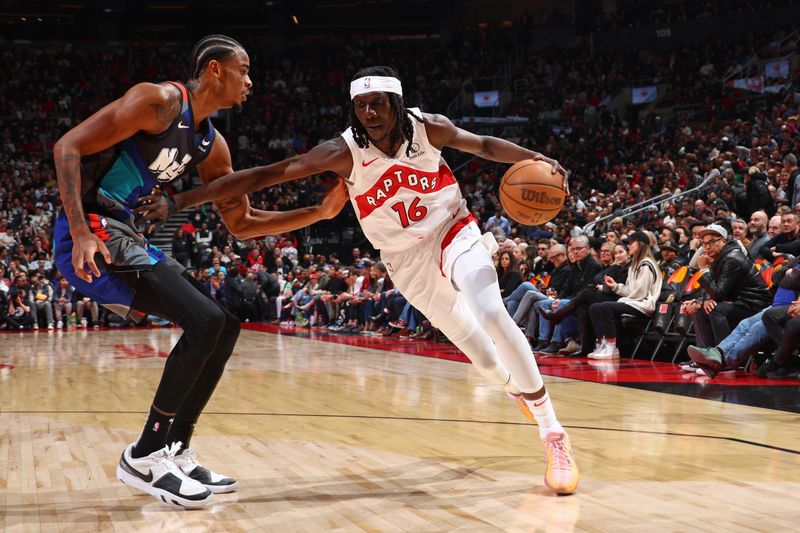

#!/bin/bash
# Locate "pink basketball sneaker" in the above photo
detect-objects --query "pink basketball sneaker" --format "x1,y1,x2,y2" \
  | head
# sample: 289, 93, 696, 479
543, 431, 580, 495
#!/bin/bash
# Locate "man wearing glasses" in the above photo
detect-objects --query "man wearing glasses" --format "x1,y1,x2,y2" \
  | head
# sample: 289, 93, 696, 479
531, 239, 553, 276
682, 224, 771, 351
534, 235, 602, 355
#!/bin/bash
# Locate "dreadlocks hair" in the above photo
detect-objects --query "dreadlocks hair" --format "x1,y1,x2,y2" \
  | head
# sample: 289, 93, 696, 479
190, 34, 243, 80
349, 66, 423, 158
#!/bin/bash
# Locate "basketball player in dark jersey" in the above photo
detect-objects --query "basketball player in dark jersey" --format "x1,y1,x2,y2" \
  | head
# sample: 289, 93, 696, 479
53, 35, 346, 508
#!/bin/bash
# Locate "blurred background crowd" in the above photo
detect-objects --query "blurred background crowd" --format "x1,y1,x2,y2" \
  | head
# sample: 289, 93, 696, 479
3, 0, 800, 377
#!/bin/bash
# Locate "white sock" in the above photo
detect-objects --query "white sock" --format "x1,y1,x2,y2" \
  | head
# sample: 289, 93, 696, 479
525, 392, 563, 439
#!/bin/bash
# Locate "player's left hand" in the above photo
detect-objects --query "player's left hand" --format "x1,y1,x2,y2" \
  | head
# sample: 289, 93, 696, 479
320, 178, 349, 219
134, 186, 171, 222
532, 154, 570, 195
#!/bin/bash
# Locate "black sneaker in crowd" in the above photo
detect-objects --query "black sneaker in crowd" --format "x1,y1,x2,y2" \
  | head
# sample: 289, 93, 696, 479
538, 342, 564, 355
531, 340, 550, 353
757, 359, 781, 378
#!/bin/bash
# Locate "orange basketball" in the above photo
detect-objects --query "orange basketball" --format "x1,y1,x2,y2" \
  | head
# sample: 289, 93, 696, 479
498, 159, 566, 225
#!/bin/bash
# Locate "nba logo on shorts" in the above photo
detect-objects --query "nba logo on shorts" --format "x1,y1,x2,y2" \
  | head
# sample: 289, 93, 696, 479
152, 422, 160, 432
363, 77, 370, 89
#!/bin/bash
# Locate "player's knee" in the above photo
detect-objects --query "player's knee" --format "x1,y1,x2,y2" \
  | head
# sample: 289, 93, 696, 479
193, 304, 226, 341
221, 312, 241, 343
475, 301, 508, 327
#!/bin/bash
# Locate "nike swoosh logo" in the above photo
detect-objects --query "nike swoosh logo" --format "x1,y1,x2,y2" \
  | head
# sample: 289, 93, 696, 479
201, 138, 211, 147
362, 158, 379, 167
178, 121, 189, 129
121, 454, 153, 483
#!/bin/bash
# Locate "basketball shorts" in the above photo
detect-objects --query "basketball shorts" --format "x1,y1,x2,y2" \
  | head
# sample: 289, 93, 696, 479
54, 212, 185, 320
381, 219, 498, 342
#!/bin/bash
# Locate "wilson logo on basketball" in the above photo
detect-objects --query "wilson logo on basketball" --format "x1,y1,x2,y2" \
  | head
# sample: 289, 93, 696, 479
355, 164, 457, 218
521, 188, 563, 206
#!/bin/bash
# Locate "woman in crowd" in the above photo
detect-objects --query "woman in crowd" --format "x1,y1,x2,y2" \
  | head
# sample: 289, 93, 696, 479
586, 232, 662, 360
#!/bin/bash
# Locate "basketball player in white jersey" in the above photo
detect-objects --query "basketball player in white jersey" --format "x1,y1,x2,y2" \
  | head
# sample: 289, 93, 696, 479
139, 66, 579, 494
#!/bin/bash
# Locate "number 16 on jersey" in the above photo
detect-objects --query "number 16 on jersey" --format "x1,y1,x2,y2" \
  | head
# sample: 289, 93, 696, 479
390, 197, 428, 228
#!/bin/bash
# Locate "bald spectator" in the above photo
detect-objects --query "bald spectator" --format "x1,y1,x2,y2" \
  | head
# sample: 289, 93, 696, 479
767, 214, 782, 239
747, 210, 770, 259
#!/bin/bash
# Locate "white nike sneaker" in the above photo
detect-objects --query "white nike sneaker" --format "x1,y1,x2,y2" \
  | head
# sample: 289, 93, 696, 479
116, 442, 213, 509
173, 448, 238, 494
587, 339, 608, 358
589, 343, 620, 360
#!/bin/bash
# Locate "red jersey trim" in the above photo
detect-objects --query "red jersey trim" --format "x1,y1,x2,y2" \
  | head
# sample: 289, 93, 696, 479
438, 214, 477, 277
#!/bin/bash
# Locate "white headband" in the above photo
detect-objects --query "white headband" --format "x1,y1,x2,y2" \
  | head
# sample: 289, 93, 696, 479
350, 76, 403, 99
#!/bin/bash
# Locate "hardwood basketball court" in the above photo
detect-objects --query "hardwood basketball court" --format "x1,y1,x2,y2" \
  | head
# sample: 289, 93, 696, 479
1, 325, 799, 532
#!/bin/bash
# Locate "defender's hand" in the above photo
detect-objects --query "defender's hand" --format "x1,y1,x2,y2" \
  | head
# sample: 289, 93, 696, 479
135, 186, 175, 222
72, 230, 111, 283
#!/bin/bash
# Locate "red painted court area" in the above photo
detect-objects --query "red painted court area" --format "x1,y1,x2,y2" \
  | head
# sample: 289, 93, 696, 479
243, 323, 799, 387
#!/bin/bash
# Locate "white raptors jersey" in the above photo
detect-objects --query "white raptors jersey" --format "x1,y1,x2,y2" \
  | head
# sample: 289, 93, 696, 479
341, 108, 468, 252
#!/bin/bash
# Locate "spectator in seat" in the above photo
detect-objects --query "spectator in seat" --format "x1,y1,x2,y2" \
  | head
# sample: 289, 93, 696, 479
737, 166, 775, 220
513, 244, 568, 343
687, 259, 800, 378
29, 272, 55, 330
5, 285, 34, 330
73, 289, 100, 328
766, 214, 782, 239
530, 238, 553, 276
496, 250, 522, 298
223, 268, 244, 319
658, 241, 684, 277
761, 211, 800, 261
540, 242, 630, 356
534, 235, 602, 355
239, 271, 260, 322
683, 224, 771, 350
484, 206, 511, 237
730, 219, 750, 251
747, 210, 770, 259
586, 232, 662, 359
52, 278, 74, 329
760, 298, 800, 379
171, 228, 192, 267
0, 264, 10, 293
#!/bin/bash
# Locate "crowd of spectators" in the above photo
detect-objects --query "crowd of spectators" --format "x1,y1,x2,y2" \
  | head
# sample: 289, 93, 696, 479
597, 0, 800, 31
3, 23, 800, 378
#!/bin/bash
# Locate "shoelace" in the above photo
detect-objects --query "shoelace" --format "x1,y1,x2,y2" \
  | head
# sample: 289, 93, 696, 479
548, 437, 572, 470
180, 448, 199, 468
154, 441, 183, 464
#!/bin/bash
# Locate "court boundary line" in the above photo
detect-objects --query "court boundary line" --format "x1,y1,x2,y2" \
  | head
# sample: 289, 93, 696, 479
2, 409, 798, 455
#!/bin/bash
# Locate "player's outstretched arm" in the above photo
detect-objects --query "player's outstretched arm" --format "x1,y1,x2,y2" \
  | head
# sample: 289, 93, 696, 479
163, 134, 352, 239
227, 179, 349, 239
173, 138, 351, 212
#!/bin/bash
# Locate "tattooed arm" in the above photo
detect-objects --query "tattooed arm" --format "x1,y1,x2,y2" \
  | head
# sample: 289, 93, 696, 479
53, 82, 181, 282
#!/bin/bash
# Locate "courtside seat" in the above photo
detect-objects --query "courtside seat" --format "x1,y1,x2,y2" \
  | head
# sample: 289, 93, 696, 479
629, 266, 694, 361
